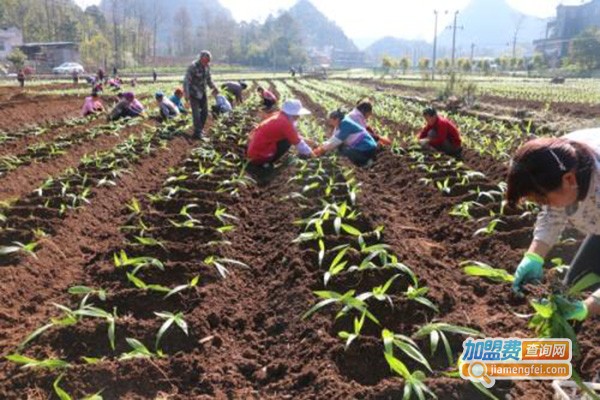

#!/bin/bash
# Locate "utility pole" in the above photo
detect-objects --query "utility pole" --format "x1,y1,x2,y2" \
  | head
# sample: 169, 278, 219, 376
432, 10, 439, 80
450, 11, 460, 69
470, 43, 475, 63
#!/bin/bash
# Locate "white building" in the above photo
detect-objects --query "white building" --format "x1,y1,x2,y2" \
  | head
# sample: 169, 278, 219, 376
0, 27, 23, 59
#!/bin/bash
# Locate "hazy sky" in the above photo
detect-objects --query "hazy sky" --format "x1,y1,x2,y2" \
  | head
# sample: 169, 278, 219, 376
74, 0, 586, 45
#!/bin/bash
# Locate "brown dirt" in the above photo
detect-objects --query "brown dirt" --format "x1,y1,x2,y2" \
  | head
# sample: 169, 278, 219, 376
0, 90, 597, 400
0, 120, 154, 202
0, 93, 84, 132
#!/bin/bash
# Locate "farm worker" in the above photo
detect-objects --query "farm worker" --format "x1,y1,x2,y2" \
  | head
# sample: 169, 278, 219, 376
152, 68, 158, 83
417, 107, 462, 157
17, 70, 25, 88
72, 70, 79, 85
347, 98, 392, 146
94, 82, 103, 94
109, 92, 145, 121
247, 99, 316, 167
97, 68, 105, 82
211, 92, 233, 118
257, 86, 278, 110
313, 109, 378, 167
184, 50, 219, 139
221, 80, 248, 105
155, 91, 179, 120
81, 90, 105, 116
507, 129, 600, 320
170, 88, 187, 114
113, 66, 118, 76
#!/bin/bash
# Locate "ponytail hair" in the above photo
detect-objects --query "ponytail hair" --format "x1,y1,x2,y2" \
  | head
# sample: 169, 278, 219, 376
328, 108, 346, 121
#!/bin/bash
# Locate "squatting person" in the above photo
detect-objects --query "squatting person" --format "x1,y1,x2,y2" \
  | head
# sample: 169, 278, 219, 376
222, 80, 248, 105
170, 88, 188, 114
257, 86, 278, 111
417, 107, 462, 157
347, 98, 392, 146
507, 128, 600, 321
109, 92, 145, 121
81, 90, 105, 117
313, 109, 378, 167
247, 99, 316, 167
155, 91, 179, 120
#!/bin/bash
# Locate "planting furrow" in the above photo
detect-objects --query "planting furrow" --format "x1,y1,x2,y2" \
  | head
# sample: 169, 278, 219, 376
0, 119, 151, 202
0, 94, 84, 132
0, 131, 197, 352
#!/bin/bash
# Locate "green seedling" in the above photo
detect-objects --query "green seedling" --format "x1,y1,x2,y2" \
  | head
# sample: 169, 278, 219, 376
204, 256, 249, 279
414, 322, 482, 365
119, 338, 163, 360
338, 311, 366, 350
73, 306, 117, 350
5, 354, 69, 370
113, 250, 164, 275
0, 241, 38, 258
154, 311, 189, 350
474, 218, 504, 236
406, 285, 439, 312
302, 289, 379, 325
461, 261, 514, 283
383, 328, 432, 372
324, 245, 350, 286
357, 274, 401, 308
53, 374, 103, 400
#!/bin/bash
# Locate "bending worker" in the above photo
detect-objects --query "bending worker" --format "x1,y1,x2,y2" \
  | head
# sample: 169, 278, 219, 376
314, 109, 377, 167
508, 128, 600, 321
247, 99, 315, 167
222, 80, 248, 105
347, 98, 392, 146
417, 107, 462, 157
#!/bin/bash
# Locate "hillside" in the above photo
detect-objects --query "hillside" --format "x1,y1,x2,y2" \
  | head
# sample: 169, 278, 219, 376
365, 37, 433, 65
436, 0, 548, 57
288, 0, 358, 52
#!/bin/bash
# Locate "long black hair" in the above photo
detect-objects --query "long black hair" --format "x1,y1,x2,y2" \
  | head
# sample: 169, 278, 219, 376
506, 137, 595, 206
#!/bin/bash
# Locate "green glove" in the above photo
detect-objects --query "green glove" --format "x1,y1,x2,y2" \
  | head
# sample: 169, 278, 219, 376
559, 299, 588, 321
512, 253, 544, 293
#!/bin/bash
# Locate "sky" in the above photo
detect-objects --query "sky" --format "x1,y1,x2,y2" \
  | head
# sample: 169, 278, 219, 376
74, 0, 587, 47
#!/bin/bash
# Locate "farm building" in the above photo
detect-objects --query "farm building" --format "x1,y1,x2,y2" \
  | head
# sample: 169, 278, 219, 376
0, 27, 23, 59
535, 0, 600, 60
18, 42, 80, 73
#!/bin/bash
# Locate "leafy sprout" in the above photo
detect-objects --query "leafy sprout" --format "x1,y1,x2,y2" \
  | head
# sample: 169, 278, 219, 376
154, 311, 189, 350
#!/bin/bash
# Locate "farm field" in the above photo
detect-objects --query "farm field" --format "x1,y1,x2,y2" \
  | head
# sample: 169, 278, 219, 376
0, 76, 598, 400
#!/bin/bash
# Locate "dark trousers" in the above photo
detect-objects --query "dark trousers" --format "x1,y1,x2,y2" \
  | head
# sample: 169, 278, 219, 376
564, 235, 600, 288
339, 147, 376, 167
189, 95, 208, 136
263, 98, 276, 109
252, 140, 291, 166
434, 139, 463, 157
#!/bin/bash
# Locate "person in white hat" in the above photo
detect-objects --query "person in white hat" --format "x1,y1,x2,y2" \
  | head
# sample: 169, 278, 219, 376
247, 99, 316, 166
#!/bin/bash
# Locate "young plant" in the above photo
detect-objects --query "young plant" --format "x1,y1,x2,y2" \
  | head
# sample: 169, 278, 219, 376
73, 306, 118, 350
473, 218, 504, 236
5, 354, 69, 370
383, 328, 432, 372
413, 322, 482, 365
302, 289, 380, 325
53, 374, 103, 400
154, 311, 189, 350
323, 245, 350, 286
119, 338, 163, 360
405, 285, 439, 312
113, 250, 164, 275
0, 241, 39, 258
461, 261, 514, 283
204, 256, 249, 279
338, 311, 366, 350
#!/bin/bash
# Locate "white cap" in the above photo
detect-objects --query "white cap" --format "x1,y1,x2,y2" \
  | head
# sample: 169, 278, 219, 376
281, 99, 311, 117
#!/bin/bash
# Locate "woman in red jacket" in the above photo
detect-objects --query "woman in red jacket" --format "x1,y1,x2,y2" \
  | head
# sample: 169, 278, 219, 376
417, 107, 463, 157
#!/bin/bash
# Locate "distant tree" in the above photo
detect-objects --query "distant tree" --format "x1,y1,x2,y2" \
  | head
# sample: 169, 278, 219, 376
460, 58, 472, 73
418, 58, 430, 79
478, 59, 491, 76
7, 48, 27, 70
399, 57, 410, 75
532, 53, 546, 72
381, 55, 397, 76
81, 33, 111, 69
569, 28, 600, 71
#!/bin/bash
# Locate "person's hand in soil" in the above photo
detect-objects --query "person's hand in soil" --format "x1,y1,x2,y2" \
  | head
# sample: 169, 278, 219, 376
313, 146, 325, 157
378, 137, 392, 146
512, 252, 544, 294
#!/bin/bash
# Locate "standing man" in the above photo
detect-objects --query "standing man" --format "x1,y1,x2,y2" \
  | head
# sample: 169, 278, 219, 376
152, 68, 158, 83
184, 50, 218, 139
17, 70, 25, 88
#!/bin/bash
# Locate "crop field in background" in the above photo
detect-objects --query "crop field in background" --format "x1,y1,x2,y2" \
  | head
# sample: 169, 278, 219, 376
0, 75, 598, 399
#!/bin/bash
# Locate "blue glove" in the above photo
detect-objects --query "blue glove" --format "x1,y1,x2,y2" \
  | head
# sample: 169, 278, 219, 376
512, 253, 544, 293
560, 299, 588, 321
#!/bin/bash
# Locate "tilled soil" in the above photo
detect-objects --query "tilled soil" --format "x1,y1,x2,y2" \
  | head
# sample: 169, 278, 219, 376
0, 91, 597, 400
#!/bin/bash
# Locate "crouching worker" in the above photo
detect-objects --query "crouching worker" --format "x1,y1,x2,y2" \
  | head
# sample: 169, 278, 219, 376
81, 90, 105, 117
348, 98, 392, 146
211, 92, 233, 119
247, 99, 315, 167
170, 88, 187, 114
507, 129, 600, 321
109, 92, 145, 121
257, 86, 278, 110
417, 107, 462, 157
155, 91, 179, 120
314, 109, 377, 167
